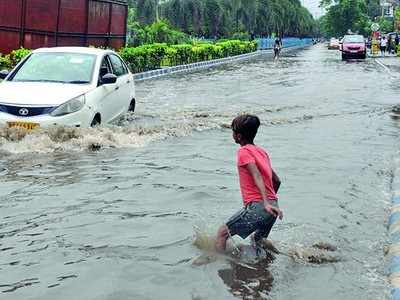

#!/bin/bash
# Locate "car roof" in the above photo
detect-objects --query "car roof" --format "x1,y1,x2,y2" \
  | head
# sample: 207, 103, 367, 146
32, 47, 114, 56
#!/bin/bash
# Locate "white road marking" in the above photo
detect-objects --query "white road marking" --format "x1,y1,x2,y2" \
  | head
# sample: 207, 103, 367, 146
375, 58, 398, 79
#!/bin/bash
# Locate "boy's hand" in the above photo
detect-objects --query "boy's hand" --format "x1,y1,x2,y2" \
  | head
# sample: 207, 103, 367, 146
264, 203, 283, 220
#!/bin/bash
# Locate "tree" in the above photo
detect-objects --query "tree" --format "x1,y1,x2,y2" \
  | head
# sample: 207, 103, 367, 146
320, 0, 369, 36
128, 0, 317, 39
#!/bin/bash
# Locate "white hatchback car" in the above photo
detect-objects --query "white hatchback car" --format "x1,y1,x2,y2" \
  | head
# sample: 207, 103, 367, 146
0, 47, 135, 129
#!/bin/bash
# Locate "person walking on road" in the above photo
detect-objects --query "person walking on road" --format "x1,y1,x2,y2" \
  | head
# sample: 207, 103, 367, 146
274, 37, 282, 59
215, 114, 283, 254
380, 36, 388, 57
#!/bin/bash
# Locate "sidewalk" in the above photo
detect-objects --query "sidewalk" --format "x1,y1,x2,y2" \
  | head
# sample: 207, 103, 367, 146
372, 55, 400, 76
377, 57, 400, 73
389, 165, 400, 300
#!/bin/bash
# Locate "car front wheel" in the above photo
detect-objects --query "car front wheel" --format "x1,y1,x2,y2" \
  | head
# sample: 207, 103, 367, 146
90, 114, 101, 127
128, 99, 136, 112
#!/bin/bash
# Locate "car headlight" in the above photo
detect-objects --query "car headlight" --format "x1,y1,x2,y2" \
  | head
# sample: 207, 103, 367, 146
50, 95, 85, 117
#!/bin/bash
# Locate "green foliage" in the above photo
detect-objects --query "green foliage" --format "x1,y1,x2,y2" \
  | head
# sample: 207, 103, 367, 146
119, 39, 257, 73
320, 0, 370, 37
0, 54, 12, 70
377, 17, 394, 33
10, 48, 31, 66
127, 20, 190, 47
395, 8, 400, 31
319, 0, 399, 37
119, 43, 168, 72
145, 20, 189, 44
129, 0, 317, 39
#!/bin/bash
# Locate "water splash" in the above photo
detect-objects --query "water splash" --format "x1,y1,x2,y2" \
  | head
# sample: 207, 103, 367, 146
192, 228, 341, 265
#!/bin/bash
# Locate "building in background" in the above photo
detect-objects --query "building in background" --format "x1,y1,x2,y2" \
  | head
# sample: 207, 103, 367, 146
0, 0, 128, 54
380, 0, 399, 18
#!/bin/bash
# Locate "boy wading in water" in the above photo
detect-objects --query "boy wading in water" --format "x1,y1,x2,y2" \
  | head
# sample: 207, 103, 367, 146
216, 114, 283, 253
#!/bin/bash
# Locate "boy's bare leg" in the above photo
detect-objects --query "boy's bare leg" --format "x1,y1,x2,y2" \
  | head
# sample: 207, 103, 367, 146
216, 225, 230, 253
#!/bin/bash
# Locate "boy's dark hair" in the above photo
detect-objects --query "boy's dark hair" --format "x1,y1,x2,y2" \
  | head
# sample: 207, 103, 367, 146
231, 114, 261, 142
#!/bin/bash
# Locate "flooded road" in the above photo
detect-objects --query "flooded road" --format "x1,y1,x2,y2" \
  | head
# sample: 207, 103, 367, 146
1, 44, 400, 299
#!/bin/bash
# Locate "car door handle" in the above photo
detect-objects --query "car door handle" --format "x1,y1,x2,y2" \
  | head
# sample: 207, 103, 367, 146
115, 86, 119, 90
126, 80, 131, 83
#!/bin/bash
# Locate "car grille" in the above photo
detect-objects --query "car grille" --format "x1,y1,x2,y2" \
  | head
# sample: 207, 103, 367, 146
0, 104, 55, 117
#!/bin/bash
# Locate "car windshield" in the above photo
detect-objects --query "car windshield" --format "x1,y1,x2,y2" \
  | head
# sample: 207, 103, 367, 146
11, 52, 96, 84
343, 35, 364, 43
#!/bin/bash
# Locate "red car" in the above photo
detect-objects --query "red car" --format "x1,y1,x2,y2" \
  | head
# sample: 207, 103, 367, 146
341, 35, 366, 60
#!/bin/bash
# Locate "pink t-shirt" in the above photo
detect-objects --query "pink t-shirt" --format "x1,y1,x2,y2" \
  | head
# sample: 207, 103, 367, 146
237, 144, 277, 205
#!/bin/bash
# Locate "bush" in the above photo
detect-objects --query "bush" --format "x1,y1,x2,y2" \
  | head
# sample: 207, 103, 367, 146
127, 20, 190, 47
10, 48, 31, 66
0, 54, 12, 70
120, 39, 257, 73
120, 43, 168, 72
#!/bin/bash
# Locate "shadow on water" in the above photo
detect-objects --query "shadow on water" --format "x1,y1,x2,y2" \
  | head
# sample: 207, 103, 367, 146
218, 253, 275, 300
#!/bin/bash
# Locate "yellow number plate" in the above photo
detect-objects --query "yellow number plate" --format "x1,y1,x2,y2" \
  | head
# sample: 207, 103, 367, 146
7, 121, 40, 130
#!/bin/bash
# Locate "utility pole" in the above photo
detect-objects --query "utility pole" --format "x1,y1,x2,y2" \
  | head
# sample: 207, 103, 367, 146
155, 0, 159, 21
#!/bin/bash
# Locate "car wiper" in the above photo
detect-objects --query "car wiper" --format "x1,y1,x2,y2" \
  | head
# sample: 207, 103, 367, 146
13, 79, 66, 83
68, 80, 90, 84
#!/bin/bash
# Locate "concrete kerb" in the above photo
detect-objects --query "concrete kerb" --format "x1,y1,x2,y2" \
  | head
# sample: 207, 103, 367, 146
390, 165, 400, 300
133, 44, 311, 81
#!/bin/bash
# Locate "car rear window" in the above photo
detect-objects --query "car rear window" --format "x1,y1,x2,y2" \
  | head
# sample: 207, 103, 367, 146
343, 35, 364, 43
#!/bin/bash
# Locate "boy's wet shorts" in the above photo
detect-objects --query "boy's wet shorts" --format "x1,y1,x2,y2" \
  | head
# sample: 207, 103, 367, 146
226, 201, 278, 240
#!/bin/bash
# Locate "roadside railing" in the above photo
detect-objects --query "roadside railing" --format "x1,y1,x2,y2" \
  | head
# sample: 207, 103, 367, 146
257, 37, 313, 50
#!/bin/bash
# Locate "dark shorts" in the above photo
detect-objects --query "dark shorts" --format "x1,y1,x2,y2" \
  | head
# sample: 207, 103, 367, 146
226, 201, 278, 240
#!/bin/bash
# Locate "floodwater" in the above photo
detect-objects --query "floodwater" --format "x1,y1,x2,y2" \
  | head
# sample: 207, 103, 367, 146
1, 44, 399, 299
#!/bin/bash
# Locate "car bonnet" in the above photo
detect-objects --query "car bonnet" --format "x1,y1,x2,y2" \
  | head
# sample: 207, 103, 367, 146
0, 81, 94, 107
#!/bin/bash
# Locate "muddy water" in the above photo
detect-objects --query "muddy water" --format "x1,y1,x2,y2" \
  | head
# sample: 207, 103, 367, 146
0, 45, 399, 299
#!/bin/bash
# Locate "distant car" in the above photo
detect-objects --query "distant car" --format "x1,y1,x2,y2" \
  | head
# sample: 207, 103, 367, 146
0, 47, 136, 129
328, 38, 340, 50
341, 35, 366, 60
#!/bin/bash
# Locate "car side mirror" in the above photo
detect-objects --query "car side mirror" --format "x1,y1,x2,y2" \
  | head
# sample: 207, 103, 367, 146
0, 70, 9, 80
101, 73, 117, 85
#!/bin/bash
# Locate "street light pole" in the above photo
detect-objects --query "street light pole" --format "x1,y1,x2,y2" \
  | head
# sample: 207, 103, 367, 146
155, 0, 159, 21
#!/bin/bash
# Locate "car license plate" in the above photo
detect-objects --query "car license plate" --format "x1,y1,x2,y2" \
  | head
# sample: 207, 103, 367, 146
7, 121, 40, 130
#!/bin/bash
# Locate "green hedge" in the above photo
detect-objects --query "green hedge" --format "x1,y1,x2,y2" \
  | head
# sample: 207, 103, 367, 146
120, 40, 257, 74
0, 48, 31, 70
1, 41, 257, 75
0, 54, 11, 70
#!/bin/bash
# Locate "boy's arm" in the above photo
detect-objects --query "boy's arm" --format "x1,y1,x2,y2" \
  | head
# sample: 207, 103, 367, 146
245, 163, 283, 220
272, 169, 281, 193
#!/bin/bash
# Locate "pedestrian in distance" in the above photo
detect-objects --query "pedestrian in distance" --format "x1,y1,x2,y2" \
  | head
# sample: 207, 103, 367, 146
380, 36, 388, 57
273, 37, 281, 59
216, 114, 283, 254
390, 36, 397, 55
387, 36, 393, 54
